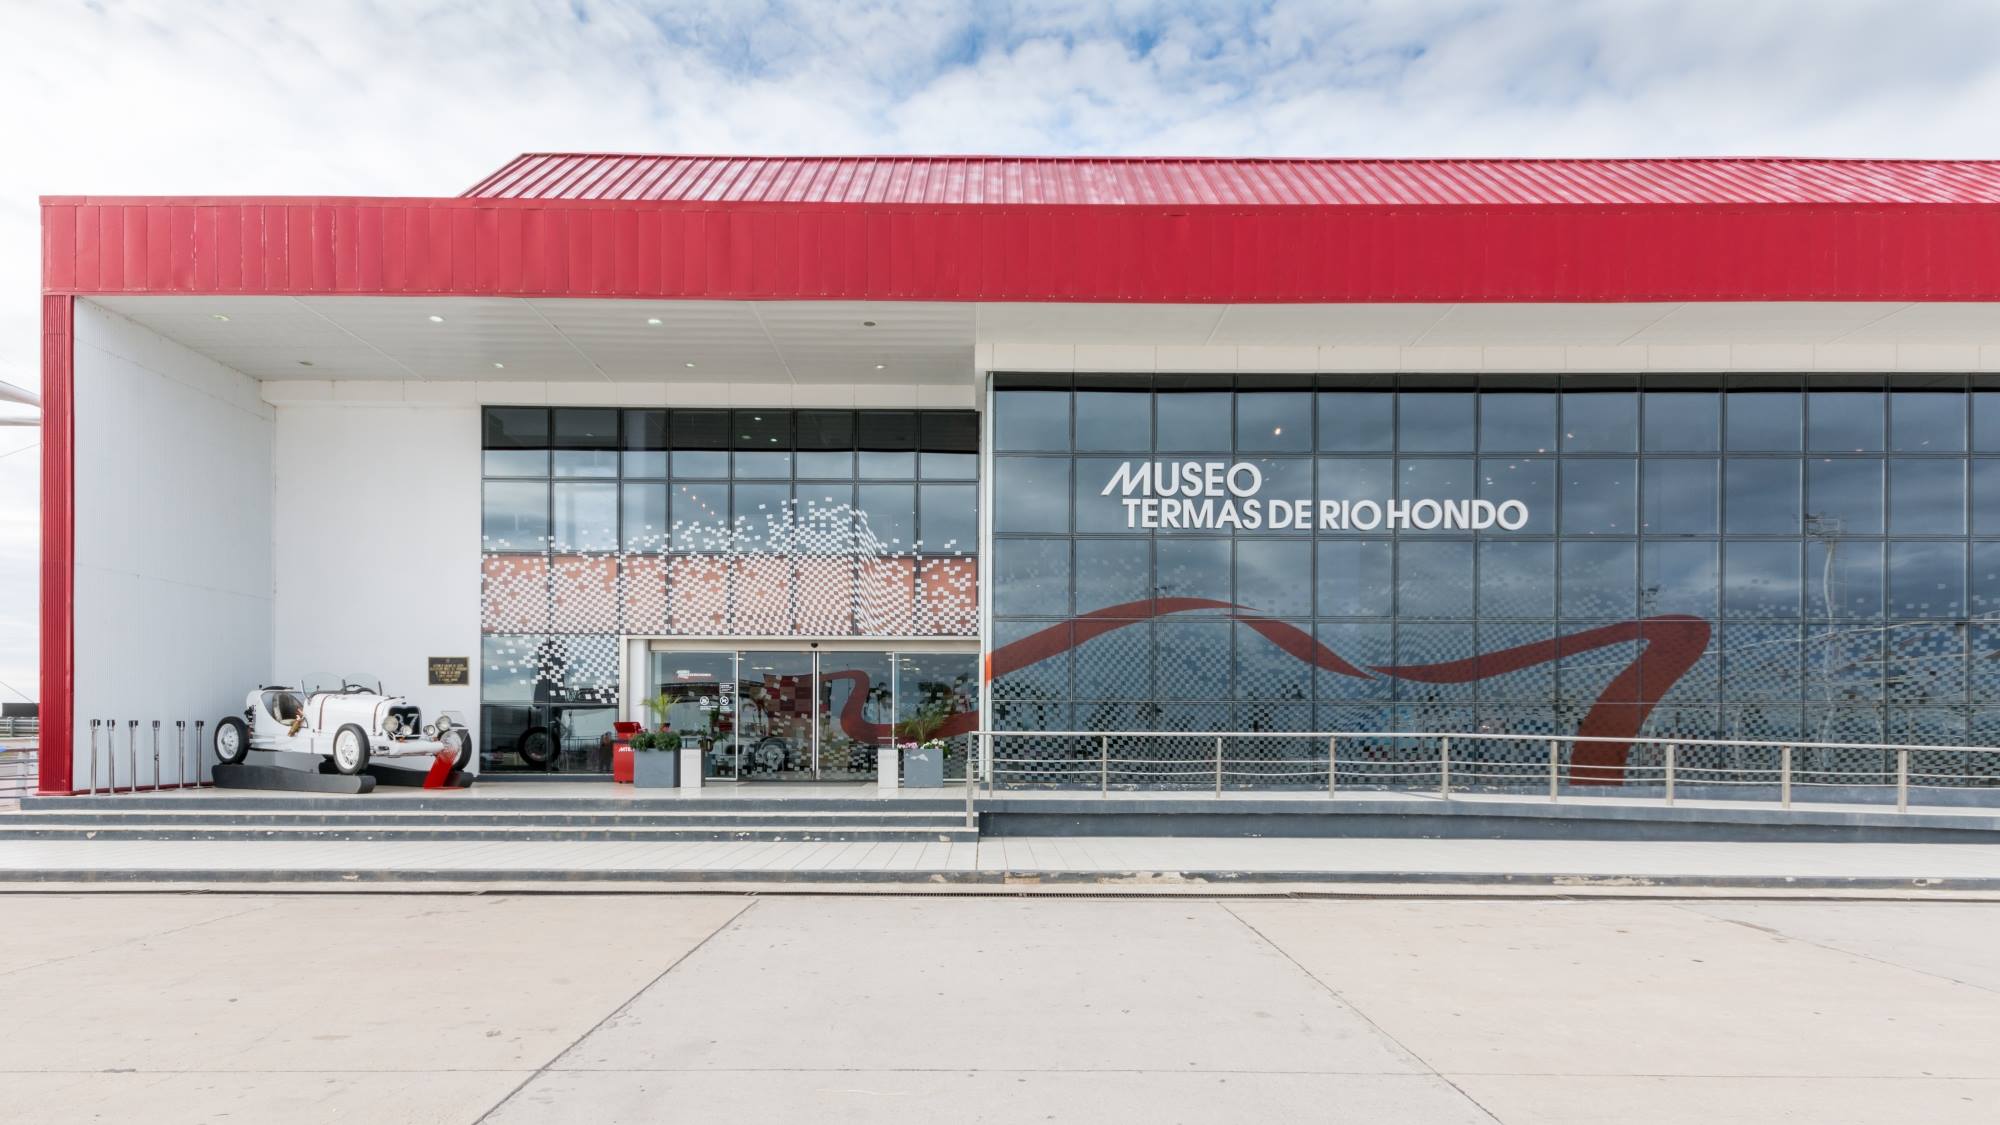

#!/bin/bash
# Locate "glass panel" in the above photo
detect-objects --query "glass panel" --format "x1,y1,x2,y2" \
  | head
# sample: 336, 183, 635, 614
1977, 542, 2000, 618
1561, 458, 1636, 535
1156, 392, 1232, 452
552, 450, 618, 478
1561, 392, 1638, 453
1892, 392, 1966, 453
1974, 459, 2000, 534
1561, 541, 1637, 619
1808, 392, 1883, 453
1317, 458, 1392, 510
1236, 621, 1314, 701
672, 450, 731, 478
1976, 393, 2000, 452
732, 483, 792, 553
620, 483, 667, 554
918, 483, 976, 555
622, 409, 667, 477
992, 539, 1070, 617
1316, 540, 1392, 617
1641, 541, 1718, 618
1641, 459, 1717, 535
798, 411, 855, 478
894, 653, 978, 778
1156, 539, 1231, 606
1396, 540, 1474, 618
1478, 540, 1555, 618
1643, 392, 1719, 452
1888, 459, 1965, 535
735, 651, 816, 779
1074, 390, 1151, 451
1479, 394, 1556, 454
1074, 621, 1150, 699
1393, 624, 1476, 700
993, 457, 1070, 534
482, 481, 547, 551
1888, 541, 1966, 619
1317, 392, 1393, 452
919, 413, 979, 481
1725, 391, 1801, 451
854, 484, 914, 551
552, 408, 618, 449
484, 450, 548, 477
484, 406, 549, 449
1236, 392, 1312, 453
1398, 458, 1475, 534
1075, 539, 1151, 615
1074, 457, 1138, 533
1806, 458, 1883, 536
1154, 620, 1232, 700
670, 483, 729, 545
1398, 392, 1475, 452
551, 483, 617, 552
796, 451, 854, 479
818, 650, 893, 781
993, 392, 1068, 451
1236, 538, 1312, 617
858, 412, 919, 478
1315, 624, 1392, 700
1724, 460, 1801, 534
1724, 540, 1802, 619
1479, 457, 1555, 534
732, 451, 792, 479
648, 651, 735, 779
1806, 539, 1883, 619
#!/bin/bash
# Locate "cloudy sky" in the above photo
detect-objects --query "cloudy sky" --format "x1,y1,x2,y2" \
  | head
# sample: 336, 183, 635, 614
2, 0, 1999, 699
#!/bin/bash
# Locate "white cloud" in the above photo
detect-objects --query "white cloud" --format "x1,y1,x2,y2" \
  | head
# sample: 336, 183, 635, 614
1, 0, 1997, 696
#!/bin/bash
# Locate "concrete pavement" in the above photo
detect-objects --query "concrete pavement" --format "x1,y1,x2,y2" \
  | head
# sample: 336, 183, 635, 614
1, 894, 1997, 1123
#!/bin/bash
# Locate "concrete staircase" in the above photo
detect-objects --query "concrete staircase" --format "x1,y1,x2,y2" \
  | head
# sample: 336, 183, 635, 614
2, 794, 977, 843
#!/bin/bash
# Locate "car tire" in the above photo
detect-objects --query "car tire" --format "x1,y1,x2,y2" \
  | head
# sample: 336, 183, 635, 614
330, 724, 372, 775
213, 716, 250, 765
518, 727, 557, 770
443, 728, 473, 772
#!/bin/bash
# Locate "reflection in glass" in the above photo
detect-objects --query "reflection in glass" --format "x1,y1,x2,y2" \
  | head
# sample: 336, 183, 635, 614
1641, 541, 1718, 618
1072, 458, 1135, 533
994, 457, 1070, 534
855, 484, 914, 550
1315, 623, 1392, 699
1236, 622, 1314, 701
1236, 539, 1312, 617
992, 539, 1070, 616
1888, 459, 1965, 535
1724, 540, 1802, 619
1643, 392, 1720, 452
1396, 540, 1474, 617
671, 483, 728, 544
552, 483, 617, 552
1156, 392, 1233, 452
1974, 459, 2000, 535
732, 483, 793, 552
1807, 391, 1883, 452
1806, 459, 1883, 535
1561, 459, 1636, 535
1892, 392, 1967, 453
1479, 394, 1555, 453
1315, 540, 1392, 617
1561, 392, 1638, 453
817, 650, 893, 780
1478, 541, 1555, 619
1075, 539, 1151, 614
483, 481, 548, 550
1641, 459, 1717, 534
1726, 391, 1802, 451
552, 450, 619, 479
1236, 393, 1312, 453
1075, 391, 1152, 452
994, 391, 1069, 451
1155, 620, 1232, 700
1888, 541, 1966, 619
620, 483, 667, 553
1397, 392, 1475, 452
1157, 539, 1231, 605
1317, 458, 1393, 507
1318, 392, 1393, 452
1806, 539, 1883, 619
1724, 460, 1801, 534
1561, 541, 1637, 619
1479, 458, 1555, 534
917, 483, 976, 554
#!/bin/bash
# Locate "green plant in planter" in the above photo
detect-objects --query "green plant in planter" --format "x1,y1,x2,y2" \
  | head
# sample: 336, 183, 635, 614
642, 690, 675, 731
652, 732, 683, 752
628, 730, 655, 752
892, 697, 957, 746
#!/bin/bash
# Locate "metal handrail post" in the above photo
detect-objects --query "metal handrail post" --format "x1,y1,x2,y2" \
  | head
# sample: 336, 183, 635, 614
1664, 744, 1676, 805
194, 721, 205, 786
1781, 745, 1792, 809
89, 720, 99, 795
963, 734, 976, 831
1327, 736, 1337, 797
1548, 739, 1558, 801
1439, 737, 1451, 799
106, 721, 117, 793
126, 721, 138, 794
1100, 735, 1109, 796
1214, 736, 1224, 796
1897, 749, 1909, 813
175, 721, 187, 788
150, 721, 161, 792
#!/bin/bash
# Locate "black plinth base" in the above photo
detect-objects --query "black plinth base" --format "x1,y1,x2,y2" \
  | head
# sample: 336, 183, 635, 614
365, 765, 475, 789
212, 763, 376, 794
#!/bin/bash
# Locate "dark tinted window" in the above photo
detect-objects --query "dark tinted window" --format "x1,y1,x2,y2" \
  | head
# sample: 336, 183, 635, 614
1317, 392, 1393, 452
1561, 392, 1638, 453
1397, 392, 1475, 452
1480, 394, 1556, 453
1808, 392, 1883, 452
1726, 392, 1802, 452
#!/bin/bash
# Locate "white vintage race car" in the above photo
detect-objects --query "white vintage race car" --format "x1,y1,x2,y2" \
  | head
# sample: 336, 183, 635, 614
212, 675, 471, 775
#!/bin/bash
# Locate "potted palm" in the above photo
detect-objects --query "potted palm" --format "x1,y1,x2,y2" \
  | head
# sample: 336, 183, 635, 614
632, 729, 682, 788
893, 699, 955, 789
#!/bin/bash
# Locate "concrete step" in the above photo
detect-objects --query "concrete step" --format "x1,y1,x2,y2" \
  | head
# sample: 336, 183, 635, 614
0, 809, 968, 829
20, 794, 967, 814
0, 824, 977, 843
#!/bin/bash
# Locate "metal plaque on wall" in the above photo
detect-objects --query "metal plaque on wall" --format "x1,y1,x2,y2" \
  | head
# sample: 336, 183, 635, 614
428, 657, 470, 686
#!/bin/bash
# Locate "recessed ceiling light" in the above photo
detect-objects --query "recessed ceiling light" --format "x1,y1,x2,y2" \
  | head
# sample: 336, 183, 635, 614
493, 362, 505, 369
210, 314, 230, 322
646, 317, 663, 326
427, 314, 445, 324
296, 360, 313, 367
684, 362, 696, 368
874, 364, 886, 370
862, 320, 876, 327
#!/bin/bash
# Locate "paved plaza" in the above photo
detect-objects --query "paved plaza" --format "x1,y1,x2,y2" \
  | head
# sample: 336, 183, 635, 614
1, 893, 1997, 1123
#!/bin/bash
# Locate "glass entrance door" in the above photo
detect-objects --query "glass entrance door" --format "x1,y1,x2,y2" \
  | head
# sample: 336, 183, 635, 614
817, 650, 895, 781
648, 650, 737, 779
736, 650, 817, 779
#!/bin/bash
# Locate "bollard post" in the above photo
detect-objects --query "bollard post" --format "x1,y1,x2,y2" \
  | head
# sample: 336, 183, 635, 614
1100, 735, 1109, 796
1549, 739, 1559, 802
1439, 737, 1451, 799
1664, 744, 1676, 805
127, 721, 139, 794
1781, 745, 1792, 809
1327, 736, 1337, 797
89, 720, 100, 795
106, 721, 118, 793
1897, 748, 1909, 813
151, 721, 161, 792
194, 721, 205, 785
1215, 736, 1224, 796
175, 721, 187, 788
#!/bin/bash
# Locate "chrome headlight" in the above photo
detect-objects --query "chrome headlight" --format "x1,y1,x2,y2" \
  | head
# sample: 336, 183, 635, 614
423, 720, 441, 739
382, 714, 403, 737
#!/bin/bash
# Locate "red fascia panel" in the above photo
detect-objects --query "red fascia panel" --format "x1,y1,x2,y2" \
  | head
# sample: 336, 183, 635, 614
38, 195, 2000, 302
38, 295, 73, 795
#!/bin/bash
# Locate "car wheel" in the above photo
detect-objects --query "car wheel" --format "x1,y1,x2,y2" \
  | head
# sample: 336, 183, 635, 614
518, 727, 557, 770
213, 716, 250, 765
443, 728, 473, 772
330, 724, 372, 775
754, 737, 788, 774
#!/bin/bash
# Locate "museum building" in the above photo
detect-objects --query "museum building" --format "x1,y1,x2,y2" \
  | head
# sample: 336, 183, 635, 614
34, 153, 2000, 792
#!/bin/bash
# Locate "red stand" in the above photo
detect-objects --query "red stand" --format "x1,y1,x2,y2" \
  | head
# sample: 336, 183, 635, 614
421, 751, 457, 789
612, 720, 642, 784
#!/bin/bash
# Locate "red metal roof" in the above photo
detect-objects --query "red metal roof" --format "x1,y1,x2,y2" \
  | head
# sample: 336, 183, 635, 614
466, 153, 2000, 206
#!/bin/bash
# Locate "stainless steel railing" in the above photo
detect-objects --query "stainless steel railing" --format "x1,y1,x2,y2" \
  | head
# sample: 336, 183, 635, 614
970, 729, 2000, 812
0, 747, 34, 799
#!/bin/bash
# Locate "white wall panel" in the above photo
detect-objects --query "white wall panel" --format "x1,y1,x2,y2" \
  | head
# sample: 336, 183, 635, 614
273, 401, 482, 769
72, 302, 275, 789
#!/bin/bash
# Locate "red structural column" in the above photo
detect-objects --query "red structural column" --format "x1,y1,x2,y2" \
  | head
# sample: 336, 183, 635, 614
38, 295, 72, 795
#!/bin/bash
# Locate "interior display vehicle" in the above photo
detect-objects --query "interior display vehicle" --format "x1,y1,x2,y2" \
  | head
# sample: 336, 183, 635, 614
213, 674, 471, 775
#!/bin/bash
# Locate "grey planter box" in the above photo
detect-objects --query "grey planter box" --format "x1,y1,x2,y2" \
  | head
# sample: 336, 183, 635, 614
902, 745, 944, 789
634, 749, 680, 788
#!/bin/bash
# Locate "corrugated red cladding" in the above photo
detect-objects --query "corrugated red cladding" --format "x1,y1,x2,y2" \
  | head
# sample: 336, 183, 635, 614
40, 198, 2000, 302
